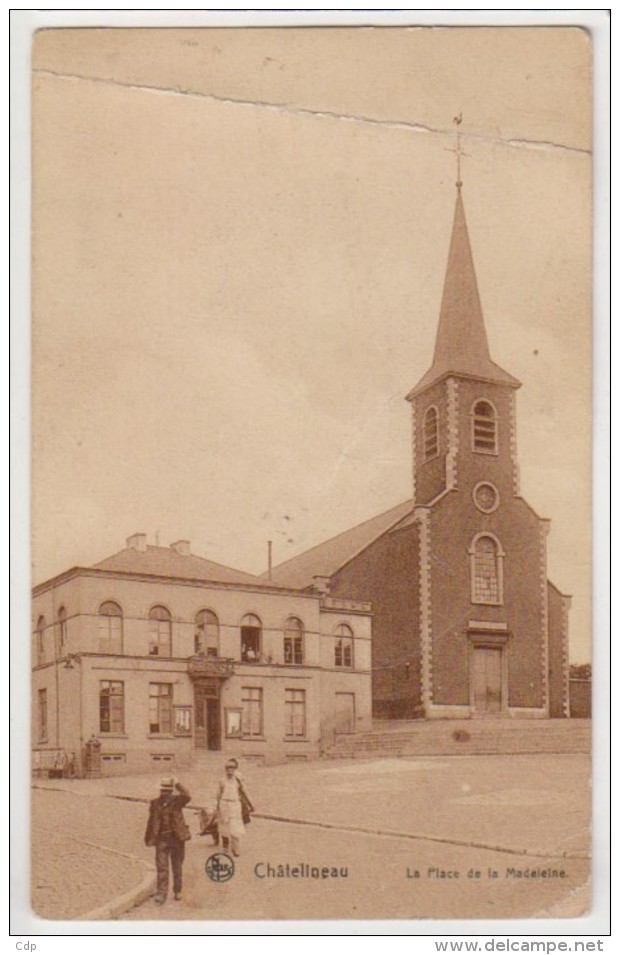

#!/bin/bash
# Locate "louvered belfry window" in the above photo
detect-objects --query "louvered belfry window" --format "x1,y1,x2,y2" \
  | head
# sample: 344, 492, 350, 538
472, 400, 497, 453
423, 406, 439, 461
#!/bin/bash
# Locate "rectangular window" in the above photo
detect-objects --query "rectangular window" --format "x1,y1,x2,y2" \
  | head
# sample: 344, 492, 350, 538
241, 627, 261, 662
173, 705, 192, 737
99, 681, 125, 734
99, 616, 123, 654
284, 635, 304, 664
37, 689, 47, 741
149, 619, 172, 656
284, 688, 306, 738
335, 639, 353, 667
241, 686, 263, 737
149, 683, 173, 734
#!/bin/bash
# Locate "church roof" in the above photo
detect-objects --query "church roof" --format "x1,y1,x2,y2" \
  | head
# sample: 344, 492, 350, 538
263, 499, 414, 589
93, 545, 273, 587
407, 190, 520, 399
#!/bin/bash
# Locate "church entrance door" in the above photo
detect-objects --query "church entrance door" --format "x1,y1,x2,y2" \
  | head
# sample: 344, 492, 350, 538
194, 683, 221, 750
472, 647, 503, 716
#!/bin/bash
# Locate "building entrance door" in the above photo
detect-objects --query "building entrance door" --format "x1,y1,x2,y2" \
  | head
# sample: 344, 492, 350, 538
335, 692, 356, 734
194, 683, 221, 750
472, 647, 503, 715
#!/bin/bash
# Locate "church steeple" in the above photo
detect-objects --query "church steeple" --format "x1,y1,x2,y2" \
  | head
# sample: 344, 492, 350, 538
407, 186, 520, 400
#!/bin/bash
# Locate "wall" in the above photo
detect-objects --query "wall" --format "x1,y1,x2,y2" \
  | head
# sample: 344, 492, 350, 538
32, 570, 373, 772
331, 521, 421, 718
569, 679, 591, 718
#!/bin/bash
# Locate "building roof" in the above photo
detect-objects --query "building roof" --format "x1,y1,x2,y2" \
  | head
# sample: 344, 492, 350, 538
407, 189, 521, 399
93, 545, 273, 587
263, 499, 414, 589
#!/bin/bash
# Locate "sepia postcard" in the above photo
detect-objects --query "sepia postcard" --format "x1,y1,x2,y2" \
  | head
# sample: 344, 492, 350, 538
17, 13, 604, 933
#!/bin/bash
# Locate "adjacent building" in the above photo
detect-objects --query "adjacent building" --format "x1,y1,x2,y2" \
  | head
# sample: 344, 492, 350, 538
31, 535, 372, 774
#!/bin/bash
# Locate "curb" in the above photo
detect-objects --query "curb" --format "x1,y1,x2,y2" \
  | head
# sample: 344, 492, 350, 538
68, 837, 157, 921
77, 860, 157, 921
34, 824, 158, 922
34, 783, 590, 863
252, 812, 591, 861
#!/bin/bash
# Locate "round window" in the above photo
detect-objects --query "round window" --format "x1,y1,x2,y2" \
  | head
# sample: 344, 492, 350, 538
473, 482, 499, 513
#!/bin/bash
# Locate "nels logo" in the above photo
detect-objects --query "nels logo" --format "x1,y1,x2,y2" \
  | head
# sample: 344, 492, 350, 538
205, 852, 235, 883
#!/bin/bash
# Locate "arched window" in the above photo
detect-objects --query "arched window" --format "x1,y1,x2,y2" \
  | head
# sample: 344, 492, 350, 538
195, 609, 219, 657
334, 623, 354, 668
470, 534, 504, 605
57, 606, 67, 657
148, 605, 172, 657
35, 615, 45, 666
472, 400, 498, 454
284, 617, 304, 665
99, 601, 123, 654
241, 613, 262, 663
423, 406, 439, 461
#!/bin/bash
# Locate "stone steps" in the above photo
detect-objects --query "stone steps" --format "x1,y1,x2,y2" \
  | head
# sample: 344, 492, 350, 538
325, 718, 591, 759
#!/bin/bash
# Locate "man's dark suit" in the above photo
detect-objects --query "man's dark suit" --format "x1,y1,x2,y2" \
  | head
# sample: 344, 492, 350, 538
145, 782, 191, 900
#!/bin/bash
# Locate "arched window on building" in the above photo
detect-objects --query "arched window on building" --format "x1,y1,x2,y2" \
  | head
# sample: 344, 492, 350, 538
148, 605, 172, 657
334, 623, 354, 668
99, 601, 123, 654
470, 534, 504, 605
472, 400, 498, 454
35, 615, 46, 666
57, 606, 67, 657
284, 617, 304, 665
195, 609, 220, 657
423, 406, 439, 461
241, 613, 262, 663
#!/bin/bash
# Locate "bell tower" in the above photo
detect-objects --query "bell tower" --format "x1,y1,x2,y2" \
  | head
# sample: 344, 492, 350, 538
406, 123, 521, 508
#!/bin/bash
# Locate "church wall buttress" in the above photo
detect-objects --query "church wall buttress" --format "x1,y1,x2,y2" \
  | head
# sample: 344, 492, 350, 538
539, 520, 551, 715
547, 582, 571, 718
417, 509, 433, 714
509, 390, 520, 496
446, 377, 459, 490
411, 401, 417, 505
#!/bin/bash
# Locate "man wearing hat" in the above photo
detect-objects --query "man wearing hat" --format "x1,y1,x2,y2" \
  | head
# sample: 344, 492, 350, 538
145, 776, 192, 904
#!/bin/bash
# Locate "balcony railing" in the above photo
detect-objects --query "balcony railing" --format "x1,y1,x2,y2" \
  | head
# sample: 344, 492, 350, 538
187, 654, 235, 680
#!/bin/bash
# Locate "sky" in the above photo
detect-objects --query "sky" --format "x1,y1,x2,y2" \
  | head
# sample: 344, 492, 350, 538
30, 25, 592, 661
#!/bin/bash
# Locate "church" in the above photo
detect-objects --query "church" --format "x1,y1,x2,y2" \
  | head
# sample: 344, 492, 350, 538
265, 182, 571, 722
31, 178, 571, 777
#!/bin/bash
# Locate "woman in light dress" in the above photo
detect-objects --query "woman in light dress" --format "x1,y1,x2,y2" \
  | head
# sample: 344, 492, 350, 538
216, 759, 253, 857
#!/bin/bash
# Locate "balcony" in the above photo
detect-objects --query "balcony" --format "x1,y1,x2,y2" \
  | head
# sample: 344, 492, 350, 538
187, 654, 235, 680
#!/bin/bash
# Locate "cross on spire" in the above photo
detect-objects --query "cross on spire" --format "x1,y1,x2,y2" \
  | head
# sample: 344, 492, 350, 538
445, 113, 469, 192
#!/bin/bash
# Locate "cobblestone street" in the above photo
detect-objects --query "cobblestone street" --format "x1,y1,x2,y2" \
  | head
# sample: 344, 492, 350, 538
31, 789, 151, 919
30, 752, 591, 923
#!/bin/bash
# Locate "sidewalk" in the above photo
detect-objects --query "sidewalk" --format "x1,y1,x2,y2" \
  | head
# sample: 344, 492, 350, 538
32, 787, 155, 920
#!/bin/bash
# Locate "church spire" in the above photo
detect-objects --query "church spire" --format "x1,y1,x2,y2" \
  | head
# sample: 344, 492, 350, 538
407, 134, 520, 399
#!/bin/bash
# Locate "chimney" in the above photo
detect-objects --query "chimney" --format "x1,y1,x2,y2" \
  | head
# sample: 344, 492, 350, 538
313, 575, 331, 596
171, 540, 191, 556
126, 533, 147, 552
